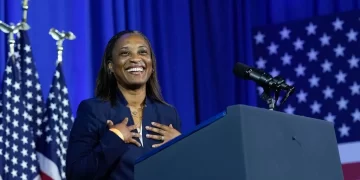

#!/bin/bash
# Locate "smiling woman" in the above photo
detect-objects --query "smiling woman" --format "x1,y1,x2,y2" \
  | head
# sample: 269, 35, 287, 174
65, 30, 182, 180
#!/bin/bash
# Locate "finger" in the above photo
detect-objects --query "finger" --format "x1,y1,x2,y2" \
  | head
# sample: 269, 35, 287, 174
151, 122, 170, 131
129, 138, 141, 147
131, 132, 141, 138
146, 134, 164, 141
145, 126, 165, 135
127, 125, 138, 131
152, 143, 163, 148
169, 124, 173, 128
121, 117, 129, 125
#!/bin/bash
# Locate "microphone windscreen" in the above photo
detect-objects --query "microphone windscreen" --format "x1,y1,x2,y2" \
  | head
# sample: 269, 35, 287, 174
233, 62, 250, 79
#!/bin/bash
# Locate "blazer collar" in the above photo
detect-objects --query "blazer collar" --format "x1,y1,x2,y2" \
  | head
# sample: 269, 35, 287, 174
115, 89, 156, 150
115, 89, 153, 107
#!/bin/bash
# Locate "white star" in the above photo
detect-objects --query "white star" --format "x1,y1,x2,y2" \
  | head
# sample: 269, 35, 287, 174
337, 97, 348, 110
296, 89, 307, 103
293, 38, 304, 51
322, 86, 334, 99
348, 55, 359, 69
305, 22, 317, 35
11, 169, 18, 177
5, 66, 12, 74
254, 32, 265, 44
335, 70, 347, 84
349, 82, 360, 95
333, 44, 345, 57
338, 124, 350, 137
21, 173, 27, 180
285, 79, 294, 86
63, 99, 69, 107
62, 87, 68, 95
25, 80, 33, 88
25, 56, 31, 64
279, 27, 291, 39
284, 104, 295, 114
294, 64, 306, 77
332, 18, 344, 31
307, 49, 318, 61
24, 45, 31, 52
310, 101, 322, 114
351, 109, 360, 122
321, 59, 332, 72
308, 74, 320, 87
25, 68, 32, 76
324, 112, 336, 123
55, 71, 60, 79
256, 57, 267, 69
269, 68, 280, 77
13, 82, 20, 90
267, 42, 279, 55
257, 87, 264, 95
346, 29, 358, 42
319, 33, 331, 46
281, 53, 292, 65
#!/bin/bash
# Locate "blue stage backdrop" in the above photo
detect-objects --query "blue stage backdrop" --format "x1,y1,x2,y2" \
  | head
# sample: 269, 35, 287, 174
1, 0, 360, 134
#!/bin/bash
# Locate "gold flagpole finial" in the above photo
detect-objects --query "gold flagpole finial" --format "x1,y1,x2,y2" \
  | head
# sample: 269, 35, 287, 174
22, 0, 29, 23
49, 28, 76, 64
0, 21, 30, 59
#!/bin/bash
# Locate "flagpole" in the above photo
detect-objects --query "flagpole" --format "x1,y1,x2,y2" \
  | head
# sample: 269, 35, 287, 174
22, 0, 29, 23
0, 21, 29, 60
49, 28, 76, 64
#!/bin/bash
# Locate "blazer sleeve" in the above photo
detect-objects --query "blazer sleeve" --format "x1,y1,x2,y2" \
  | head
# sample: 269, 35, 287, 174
66, 100, 128, 180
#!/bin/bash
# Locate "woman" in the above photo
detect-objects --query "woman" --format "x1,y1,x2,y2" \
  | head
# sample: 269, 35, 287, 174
66, 30, 182, 180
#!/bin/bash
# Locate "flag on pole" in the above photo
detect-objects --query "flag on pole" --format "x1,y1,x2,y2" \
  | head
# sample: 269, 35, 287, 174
0, 48, 41, 179
17, 30, 45, 145
252, 10, 360, 180
36, 61, 74, 180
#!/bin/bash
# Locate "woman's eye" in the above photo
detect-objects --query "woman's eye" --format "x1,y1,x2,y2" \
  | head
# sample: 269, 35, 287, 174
120, 51, 129, 56
139, 50, 148, 55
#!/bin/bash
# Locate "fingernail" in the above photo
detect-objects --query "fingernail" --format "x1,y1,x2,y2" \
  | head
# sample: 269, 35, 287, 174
146, 134, 150, 137
152, 145, 155, 148
151, 122, 155, 125
145, 126, 149, 129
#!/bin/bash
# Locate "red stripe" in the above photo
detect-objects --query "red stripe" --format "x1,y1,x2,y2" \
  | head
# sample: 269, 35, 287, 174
40, 171, 54, 180
342, 162, 360, 180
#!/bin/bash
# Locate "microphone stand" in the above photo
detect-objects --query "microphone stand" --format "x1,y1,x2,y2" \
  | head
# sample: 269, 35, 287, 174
259, 76, 295, 111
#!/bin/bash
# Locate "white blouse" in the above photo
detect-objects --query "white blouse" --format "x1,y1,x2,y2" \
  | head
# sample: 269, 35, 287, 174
137, 126, 143, 147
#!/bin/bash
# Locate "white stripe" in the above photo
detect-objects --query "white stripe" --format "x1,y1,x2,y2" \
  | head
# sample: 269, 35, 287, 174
338, 141, 360, 164
37, 152, 62, 180
33, 175, 41, 180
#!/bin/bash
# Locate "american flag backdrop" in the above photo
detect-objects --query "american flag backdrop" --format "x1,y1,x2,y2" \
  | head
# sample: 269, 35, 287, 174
17, 30, 45, 145
252, 10, 360, 179
0, 47, 41, 179
36, 60, 74, 180
0, 29, 74, 179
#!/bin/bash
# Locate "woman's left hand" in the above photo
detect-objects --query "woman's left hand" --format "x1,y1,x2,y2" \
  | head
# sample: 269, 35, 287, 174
146, 122, 181, 148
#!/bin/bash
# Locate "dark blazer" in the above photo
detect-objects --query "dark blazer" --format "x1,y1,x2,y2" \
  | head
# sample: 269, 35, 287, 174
65, 92, 181, 180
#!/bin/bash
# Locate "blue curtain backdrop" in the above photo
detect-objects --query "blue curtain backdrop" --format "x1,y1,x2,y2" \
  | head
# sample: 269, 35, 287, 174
1, 0, 360, 132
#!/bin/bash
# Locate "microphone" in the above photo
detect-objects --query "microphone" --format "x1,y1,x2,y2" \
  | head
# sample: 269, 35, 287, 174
232, 62, 293, 92
232, 62, 295, 110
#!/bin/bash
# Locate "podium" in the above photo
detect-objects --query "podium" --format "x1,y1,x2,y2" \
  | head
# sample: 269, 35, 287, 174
134, 104, 344, 180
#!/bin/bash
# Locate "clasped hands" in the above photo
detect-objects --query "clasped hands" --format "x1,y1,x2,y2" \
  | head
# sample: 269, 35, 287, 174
107, 117, 181, 148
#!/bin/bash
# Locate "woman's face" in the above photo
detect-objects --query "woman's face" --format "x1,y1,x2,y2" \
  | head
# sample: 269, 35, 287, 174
109, 33, 153, 88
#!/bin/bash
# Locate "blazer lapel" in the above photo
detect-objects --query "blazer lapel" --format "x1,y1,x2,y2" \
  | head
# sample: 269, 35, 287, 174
141, 98, 158, 150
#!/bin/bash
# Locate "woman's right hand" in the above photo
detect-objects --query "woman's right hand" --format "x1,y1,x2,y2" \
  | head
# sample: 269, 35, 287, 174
107, 118, 141, 147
